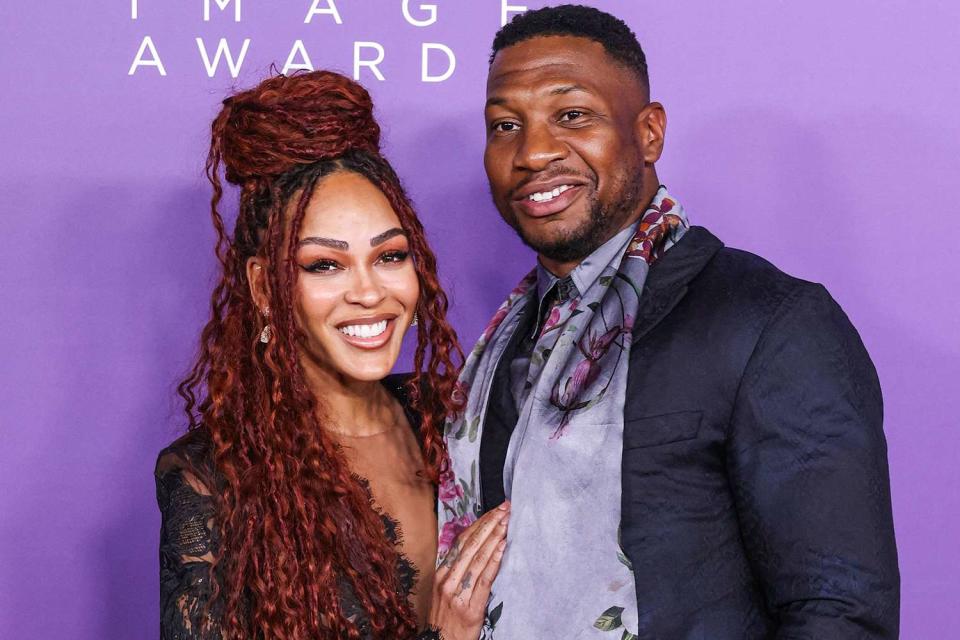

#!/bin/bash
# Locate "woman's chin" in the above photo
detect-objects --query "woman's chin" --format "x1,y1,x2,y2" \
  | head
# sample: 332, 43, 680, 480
340, 366, 395, 383
326, 348, 401, 383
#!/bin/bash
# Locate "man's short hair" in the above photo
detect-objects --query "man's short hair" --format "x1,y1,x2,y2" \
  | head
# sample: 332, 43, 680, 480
490, 4, 649, 91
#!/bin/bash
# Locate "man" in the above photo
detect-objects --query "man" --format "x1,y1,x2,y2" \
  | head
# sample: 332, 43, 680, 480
438, 5, 899, 639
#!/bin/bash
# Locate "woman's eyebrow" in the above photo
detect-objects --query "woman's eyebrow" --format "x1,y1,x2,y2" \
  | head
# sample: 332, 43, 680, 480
298, 237, 348, 250
370, 228, 407, 246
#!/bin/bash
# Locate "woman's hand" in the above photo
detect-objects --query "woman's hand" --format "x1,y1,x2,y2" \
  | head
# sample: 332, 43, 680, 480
427, 502, 510, 640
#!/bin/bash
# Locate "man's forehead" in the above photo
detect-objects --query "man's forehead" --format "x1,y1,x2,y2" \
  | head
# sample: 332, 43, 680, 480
487, 36, 632, 96
487, 62, 591, 93
489, 36, 608, 77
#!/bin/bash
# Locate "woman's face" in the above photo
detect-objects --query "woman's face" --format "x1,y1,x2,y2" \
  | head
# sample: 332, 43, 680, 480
250, 171, 420, 384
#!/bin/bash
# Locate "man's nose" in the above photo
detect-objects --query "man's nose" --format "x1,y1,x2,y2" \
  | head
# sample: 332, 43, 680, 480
515, 122, 567, 172
344, 266, 386, 307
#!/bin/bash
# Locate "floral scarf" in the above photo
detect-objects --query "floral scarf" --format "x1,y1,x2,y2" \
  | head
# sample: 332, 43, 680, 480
439, 187, 688, 639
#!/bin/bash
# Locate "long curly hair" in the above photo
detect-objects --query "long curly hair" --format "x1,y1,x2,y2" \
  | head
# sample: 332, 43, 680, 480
177, 70, 462, 639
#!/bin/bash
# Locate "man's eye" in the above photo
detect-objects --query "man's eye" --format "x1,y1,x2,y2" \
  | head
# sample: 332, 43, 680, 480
560, 110, 585, 122
379, 250, 409, 264
492, 121, 519, 133
302, 259, 340, 273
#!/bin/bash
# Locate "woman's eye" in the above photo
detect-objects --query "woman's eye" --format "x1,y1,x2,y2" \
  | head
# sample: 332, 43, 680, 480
302, 259, 340, 273
379, 250, 409, 264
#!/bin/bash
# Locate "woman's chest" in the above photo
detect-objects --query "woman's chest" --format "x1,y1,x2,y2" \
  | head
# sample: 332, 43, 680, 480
340, 433, 438, 618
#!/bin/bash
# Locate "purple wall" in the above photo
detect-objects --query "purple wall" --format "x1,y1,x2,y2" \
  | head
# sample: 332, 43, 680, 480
1, 1, 957, 636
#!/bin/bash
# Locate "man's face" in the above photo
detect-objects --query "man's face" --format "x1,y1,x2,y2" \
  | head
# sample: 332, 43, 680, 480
484, 36, 656, 270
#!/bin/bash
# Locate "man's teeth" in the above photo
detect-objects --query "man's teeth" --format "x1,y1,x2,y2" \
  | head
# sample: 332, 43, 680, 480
528, 184, 574, 202
339, 320, 388, 338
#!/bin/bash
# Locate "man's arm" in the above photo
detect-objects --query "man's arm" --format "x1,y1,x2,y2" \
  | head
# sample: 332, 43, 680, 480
728, 283, 899, 638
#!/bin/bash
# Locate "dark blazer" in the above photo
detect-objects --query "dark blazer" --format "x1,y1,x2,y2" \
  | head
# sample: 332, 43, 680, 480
479, 226, 899, 639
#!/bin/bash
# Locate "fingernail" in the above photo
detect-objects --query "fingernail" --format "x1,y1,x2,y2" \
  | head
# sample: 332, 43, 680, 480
498, 501, 510, 511
498, 540, 507, 550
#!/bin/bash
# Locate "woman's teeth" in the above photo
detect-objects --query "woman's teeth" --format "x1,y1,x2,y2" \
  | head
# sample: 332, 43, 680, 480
339, 320, 388, 338
528, 184, 574, 202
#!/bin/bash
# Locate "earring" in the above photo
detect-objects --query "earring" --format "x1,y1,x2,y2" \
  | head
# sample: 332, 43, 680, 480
411, 312, 419, 328
259, 307, 272, 344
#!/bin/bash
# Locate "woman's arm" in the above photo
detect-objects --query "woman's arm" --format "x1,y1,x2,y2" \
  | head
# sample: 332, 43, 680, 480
425, 503, 510, 640
156, 450, 222, 640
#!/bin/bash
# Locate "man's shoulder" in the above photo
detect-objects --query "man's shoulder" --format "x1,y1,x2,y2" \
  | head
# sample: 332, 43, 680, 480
710, 243, 808, 291
666, 228, 845, 344
688, 229, 820, 314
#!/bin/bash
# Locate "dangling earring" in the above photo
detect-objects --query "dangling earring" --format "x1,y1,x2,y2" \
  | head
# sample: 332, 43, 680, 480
410, 312, 419, 328
259, 307, 272, 344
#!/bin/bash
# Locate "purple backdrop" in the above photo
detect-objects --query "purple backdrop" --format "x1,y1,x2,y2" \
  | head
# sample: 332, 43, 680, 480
1, 1, 957, 637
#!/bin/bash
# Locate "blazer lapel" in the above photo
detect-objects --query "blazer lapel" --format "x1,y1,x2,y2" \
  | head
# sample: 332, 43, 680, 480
632, 226, 724, 340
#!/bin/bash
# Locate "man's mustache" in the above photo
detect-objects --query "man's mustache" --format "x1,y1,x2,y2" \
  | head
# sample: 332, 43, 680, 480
507, 167, 595, 200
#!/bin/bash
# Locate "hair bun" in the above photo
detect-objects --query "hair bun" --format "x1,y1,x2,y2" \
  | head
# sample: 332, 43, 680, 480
214, 70, 381, 185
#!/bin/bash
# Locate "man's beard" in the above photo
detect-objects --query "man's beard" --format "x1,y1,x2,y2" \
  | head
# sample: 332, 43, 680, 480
505, 170, 646, 265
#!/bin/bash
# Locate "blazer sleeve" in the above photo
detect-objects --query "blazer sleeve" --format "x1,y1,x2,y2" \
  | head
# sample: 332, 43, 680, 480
727, 283, 899, 638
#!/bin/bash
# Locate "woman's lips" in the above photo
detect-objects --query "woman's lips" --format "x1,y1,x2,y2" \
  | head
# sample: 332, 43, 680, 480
336, 318, 396, 350
514, 184, 585, 218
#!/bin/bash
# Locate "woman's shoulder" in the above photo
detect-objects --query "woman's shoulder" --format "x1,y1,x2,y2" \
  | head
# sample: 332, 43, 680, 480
381, 373, 425, 433
155, 427, 219, 583
381, 372, 414, 406
155, 427, 219, 547
156, 427, 216, 486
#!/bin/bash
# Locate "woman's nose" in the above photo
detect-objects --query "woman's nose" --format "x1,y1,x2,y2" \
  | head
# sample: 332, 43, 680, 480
343, 267, 386, 307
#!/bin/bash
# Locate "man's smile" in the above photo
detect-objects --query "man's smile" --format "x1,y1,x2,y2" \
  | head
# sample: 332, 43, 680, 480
513, 183, 586, 218
511, 173, 591, 218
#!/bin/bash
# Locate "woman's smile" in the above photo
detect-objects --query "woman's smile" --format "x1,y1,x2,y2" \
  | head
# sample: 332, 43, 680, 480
336, 315, 397, 349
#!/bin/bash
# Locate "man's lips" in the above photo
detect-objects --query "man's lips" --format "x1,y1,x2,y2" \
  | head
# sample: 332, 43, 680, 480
513, 175, 588, 201
513, 184, 586, 218
511, 175, 590, 219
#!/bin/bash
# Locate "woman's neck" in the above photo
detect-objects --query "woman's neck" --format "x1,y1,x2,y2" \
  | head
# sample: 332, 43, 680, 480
301, 361, 400, 437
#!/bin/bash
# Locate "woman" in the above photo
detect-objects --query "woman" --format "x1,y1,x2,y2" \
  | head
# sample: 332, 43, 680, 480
156, 70, 507, 640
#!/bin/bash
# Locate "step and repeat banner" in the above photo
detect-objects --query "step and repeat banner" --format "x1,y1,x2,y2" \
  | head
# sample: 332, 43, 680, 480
1, 1, 958, 637
124, 0, 527, 80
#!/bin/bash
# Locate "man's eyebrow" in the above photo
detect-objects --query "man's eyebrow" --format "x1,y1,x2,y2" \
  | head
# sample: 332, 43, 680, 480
298, 237, 348, 250
370, 228, 407, 246
485, 84, 591, 109
549, 84, 590, 96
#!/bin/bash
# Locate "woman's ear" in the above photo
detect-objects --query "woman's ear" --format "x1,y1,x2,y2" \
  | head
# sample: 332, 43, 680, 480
634, 102, 667, 164
246, 257, 271, 313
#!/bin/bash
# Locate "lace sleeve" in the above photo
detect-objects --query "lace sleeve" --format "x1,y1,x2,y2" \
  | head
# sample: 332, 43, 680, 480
156, 448, 222, 640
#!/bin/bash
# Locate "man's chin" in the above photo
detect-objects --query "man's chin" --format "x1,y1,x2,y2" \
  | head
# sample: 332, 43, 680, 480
499, 202, 603, 263
519, 227, 598, 265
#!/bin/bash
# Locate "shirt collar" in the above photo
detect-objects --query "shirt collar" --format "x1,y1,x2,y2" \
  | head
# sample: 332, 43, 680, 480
535, 220, 641, 304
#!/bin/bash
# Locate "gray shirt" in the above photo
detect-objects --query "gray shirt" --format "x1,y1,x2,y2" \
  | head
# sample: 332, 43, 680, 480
508, 222, 641, 410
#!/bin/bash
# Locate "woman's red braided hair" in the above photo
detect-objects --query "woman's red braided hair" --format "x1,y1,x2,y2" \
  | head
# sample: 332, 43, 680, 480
177, 70, 463, 640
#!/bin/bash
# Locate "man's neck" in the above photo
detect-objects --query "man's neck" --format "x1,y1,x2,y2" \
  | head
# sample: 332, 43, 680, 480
538, 218, 641, 278
539, 179, 661, 278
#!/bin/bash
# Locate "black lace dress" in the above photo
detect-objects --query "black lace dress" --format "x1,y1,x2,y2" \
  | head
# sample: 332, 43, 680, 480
155, 378, 437, 639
